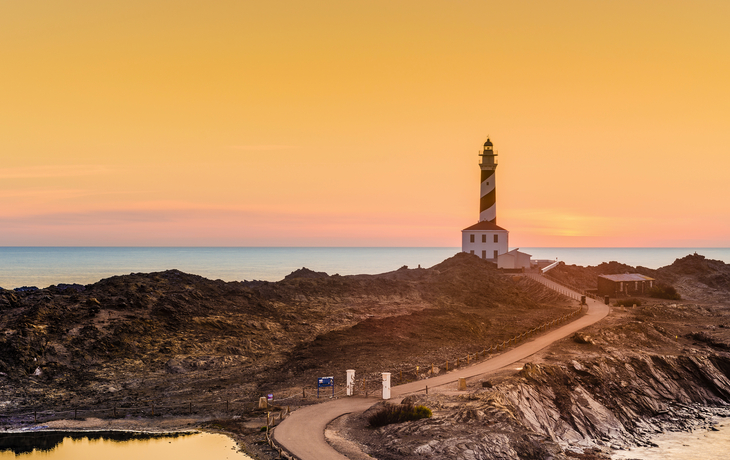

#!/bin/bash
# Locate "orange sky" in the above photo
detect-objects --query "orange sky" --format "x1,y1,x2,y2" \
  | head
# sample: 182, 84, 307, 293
1, 1, 729, 247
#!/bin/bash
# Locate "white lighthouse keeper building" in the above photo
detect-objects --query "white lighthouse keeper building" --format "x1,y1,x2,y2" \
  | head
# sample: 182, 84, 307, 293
461, 221, 508, 261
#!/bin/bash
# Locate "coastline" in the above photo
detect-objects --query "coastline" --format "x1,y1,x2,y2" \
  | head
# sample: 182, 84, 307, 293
2, 247, 729, 289
611, 417, 730, 459
2, 253, 730, 459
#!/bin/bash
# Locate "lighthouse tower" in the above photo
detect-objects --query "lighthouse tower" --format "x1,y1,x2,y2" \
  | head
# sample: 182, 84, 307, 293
461, 137, 509, 262
461, 137, 532, 269
479, 138, 498, 223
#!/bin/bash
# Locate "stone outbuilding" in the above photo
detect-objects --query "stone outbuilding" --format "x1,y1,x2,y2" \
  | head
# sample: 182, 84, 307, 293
498, 248, 532, 270
597, 274, 655, 297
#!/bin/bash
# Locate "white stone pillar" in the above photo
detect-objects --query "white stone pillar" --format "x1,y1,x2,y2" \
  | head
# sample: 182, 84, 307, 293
346, 369, 355, 396
382, 372, 391, 400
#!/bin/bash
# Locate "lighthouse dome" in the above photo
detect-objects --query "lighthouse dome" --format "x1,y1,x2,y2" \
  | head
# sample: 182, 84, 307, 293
484, 139, 493, 147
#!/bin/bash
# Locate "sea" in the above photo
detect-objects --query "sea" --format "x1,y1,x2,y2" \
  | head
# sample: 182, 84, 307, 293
611, 422, 730, 459
1, 247, 730, 290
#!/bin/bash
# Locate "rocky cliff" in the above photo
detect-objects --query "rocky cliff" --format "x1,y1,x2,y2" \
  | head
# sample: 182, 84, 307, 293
344, 293, 730, 459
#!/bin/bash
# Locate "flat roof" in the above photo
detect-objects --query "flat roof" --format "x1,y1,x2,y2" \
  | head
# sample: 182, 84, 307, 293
503, 248, 532, 257
598, 274, 655, 282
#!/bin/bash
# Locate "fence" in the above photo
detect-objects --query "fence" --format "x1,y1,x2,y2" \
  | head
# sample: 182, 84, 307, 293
526, 273, 602, 301
0, 398, 278, 425
262, 298, 585, 459
352, 302, 585, 397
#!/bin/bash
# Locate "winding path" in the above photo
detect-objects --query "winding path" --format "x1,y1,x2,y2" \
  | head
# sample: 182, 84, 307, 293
274, 276, 610, 460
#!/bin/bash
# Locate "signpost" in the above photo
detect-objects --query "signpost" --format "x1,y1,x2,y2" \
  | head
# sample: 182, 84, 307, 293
317, 376, 334, 398
346, 370, 355, 396
382, 372, 391, 399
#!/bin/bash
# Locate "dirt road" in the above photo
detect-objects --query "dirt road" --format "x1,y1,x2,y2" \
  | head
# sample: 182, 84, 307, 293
274, 277, 609, 460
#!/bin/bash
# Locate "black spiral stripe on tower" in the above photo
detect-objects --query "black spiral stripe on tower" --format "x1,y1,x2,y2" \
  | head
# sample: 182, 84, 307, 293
479, 170, 496, 223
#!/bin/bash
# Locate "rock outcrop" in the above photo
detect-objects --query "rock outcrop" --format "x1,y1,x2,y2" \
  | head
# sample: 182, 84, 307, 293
349, 350, 730, 460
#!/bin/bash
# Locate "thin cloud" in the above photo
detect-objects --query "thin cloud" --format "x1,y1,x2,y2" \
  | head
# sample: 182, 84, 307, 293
0, 165, 111, 179
228, 145, 300, 151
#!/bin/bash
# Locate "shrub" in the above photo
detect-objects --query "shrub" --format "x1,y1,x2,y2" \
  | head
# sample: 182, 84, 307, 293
615, 298, 642, 307
367, 403, 432, 427
649, 284, 681, 300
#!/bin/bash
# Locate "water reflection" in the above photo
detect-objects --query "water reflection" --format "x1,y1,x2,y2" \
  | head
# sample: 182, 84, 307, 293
0, 431, 252, 459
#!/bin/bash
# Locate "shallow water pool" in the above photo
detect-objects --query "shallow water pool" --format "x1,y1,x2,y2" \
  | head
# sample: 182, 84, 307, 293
0, 431, 252, 459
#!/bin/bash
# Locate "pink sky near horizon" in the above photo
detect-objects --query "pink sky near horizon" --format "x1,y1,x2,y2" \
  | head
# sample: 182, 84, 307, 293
2, 1, 729, 247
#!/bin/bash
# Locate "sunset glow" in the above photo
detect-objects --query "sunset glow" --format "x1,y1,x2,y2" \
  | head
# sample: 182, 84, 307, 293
2, 1, 729, 247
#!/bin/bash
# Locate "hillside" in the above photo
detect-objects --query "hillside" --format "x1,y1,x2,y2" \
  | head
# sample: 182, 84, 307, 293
548, 253, 730, 304
0, 253, 575, 414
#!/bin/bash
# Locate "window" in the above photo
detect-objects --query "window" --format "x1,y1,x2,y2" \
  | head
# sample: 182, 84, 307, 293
493, 250, 498, 259
481, 250, 486, 259
470, 234, 475, 243
470, 250, 474, 255
494, 234, 498, 243
482, 234, 486, 243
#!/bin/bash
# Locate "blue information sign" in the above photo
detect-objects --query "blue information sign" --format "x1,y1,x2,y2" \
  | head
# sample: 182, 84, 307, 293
317, 376, 334, 398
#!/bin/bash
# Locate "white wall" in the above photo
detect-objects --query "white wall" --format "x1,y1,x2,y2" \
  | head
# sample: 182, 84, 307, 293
461, 231, 509, 259
498, 251, 531, 269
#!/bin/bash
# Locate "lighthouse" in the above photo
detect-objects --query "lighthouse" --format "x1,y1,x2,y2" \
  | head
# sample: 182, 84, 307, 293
461, 137, 533, 269
479, 138, 498, 223
461, 137, 509, 261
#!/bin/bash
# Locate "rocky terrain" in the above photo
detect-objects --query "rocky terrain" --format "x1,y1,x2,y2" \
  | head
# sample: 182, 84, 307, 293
3, 252, 730, 460
0, 254, 572, 424
548, 253, 730, 304
331, 254, 730, 460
